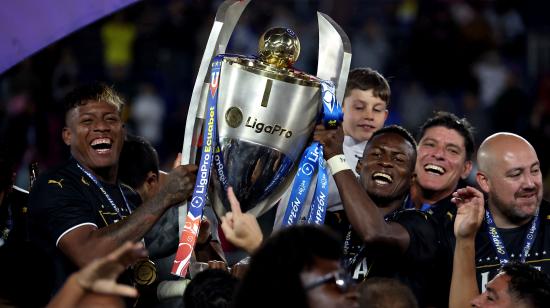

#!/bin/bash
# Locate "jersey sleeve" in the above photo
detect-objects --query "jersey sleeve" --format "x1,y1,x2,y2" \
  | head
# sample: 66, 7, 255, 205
389, 209, 438, 264
29, 175, 97, 246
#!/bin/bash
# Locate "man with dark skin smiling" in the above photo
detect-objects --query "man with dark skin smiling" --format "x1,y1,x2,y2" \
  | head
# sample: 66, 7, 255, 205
314, 124, 437, 306
29, 83, 197, 298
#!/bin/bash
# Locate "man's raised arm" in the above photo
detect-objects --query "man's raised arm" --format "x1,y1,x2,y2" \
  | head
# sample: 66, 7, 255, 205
59, 165, 196, 267
314, 125, 410, 253
449, 186, 485, 308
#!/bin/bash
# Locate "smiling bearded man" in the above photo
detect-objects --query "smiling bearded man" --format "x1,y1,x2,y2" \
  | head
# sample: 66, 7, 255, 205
452, 133, 550, 291
314, 124, 437, 307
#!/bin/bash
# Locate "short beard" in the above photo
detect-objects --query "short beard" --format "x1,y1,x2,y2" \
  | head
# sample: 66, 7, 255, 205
491, 193, 538, 225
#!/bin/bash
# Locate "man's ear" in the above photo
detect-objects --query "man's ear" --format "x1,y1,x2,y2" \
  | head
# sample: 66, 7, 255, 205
461, 160, 473, 180
476, 172, 490, 193
145, 171, 159, 189
62, 127, 71, 146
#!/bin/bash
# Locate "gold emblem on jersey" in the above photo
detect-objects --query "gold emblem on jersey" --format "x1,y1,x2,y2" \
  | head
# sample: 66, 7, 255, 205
48, 179, 64, 188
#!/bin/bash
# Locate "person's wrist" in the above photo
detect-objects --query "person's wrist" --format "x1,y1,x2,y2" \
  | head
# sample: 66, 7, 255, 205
252, 234, 263, 251
326, 154, 351, 175
245, 238, 261, 254
158, 189, 177, 209
455, 234, 476, 243
73, 273, 92, 293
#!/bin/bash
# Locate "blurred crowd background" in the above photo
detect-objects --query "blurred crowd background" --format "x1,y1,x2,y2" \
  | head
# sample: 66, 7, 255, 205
1, 0, 549, 197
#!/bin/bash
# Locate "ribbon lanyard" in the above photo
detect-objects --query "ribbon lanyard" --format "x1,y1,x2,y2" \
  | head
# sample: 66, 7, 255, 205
281, 80, 342, 227
485, 209, 540, 265
76, 163, 131, 219
281, 143, 325, 226
172, 55, 225, 277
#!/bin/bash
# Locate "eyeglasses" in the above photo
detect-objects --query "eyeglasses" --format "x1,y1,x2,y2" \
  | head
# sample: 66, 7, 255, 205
303, 269, 354, 293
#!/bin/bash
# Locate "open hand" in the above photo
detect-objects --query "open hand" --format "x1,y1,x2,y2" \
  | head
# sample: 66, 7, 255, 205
75, 241, 148, 297
451, 186, 485, 240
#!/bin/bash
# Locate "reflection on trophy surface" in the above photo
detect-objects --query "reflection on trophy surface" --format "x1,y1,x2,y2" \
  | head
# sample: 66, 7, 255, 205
211, 27, 322, 217
180, 0, 351, 220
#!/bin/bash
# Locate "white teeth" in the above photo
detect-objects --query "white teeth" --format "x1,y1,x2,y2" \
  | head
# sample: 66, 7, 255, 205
91, 138, 111, 146
96, 149, 110, 154
425, 164, 445, 174
373, 172, 393, 183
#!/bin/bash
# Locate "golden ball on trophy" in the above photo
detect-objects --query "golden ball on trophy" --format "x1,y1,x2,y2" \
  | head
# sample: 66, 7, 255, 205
258, 28, 300, 69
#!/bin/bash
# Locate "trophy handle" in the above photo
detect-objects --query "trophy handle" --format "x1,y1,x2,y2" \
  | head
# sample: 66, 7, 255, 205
181, 0, 251, 166
316, 12, 352, 105
179, 0, 250, 235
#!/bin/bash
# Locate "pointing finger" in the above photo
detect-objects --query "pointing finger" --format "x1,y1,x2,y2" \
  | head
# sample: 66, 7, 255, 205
227, 187, 242, 215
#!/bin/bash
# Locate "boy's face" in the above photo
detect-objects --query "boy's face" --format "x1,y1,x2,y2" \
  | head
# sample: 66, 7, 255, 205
342, 89, 388, 142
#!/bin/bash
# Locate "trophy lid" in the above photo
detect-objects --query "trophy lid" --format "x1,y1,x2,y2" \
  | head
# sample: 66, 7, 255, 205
221, 27, 319, 87
258, 28, 300, 68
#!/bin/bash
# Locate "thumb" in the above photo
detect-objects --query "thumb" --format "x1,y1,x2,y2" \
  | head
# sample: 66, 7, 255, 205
173, 153, 183, 169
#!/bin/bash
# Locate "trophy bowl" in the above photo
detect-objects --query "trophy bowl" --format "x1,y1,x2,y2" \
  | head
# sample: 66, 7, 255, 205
210, 30, 322, 217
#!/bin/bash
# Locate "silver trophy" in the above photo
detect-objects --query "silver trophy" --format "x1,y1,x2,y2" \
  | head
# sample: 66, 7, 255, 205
181, 0, 351, 218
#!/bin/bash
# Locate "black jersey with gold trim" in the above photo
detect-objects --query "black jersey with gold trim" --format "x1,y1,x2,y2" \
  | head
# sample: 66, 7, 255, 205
472, 200, 550, 292
326, 207, 438, 307
28, 158, 139, 294
432, 199, 550, 307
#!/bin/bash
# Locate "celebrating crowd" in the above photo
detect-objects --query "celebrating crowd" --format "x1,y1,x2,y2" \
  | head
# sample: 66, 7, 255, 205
1, 1, 550, 307
1, 65, 550, 308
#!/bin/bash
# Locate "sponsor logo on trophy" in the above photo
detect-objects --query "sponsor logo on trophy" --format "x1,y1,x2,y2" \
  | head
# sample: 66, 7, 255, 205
172, 0, 351, 277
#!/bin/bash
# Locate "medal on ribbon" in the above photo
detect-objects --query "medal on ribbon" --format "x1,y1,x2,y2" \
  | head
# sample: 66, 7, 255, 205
133, 259, 158, 286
